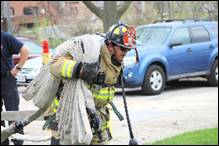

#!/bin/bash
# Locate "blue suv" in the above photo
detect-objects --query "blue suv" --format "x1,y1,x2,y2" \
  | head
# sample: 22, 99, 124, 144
123, 20, 218, 95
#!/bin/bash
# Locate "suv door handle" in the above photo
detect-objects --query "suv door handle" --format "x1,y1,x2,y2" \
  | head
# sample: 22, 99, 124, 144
209, 44, 214, 49
187, 48, 192, 53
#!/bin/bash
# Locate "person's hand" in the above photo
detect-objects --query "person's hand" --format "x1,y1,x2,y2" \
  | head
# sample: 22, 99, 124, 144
10, 67, 20, 77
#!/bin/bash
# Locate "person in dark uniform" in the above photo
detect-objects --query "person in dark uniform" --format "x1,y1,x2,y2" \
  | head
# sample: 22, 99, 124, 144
1, 31, 29, 145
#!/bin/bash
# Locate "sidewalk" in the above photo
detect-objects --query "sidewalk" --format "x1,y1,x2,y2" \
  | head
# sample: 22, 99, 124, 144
8, 85, 218, 145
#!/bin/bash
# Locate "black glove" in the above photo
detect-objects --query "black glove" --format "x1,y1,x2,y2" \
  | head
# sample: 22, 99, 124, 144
90, 114, 100, 129
76, 62, 98, 84
13, 121, 24, 133
87, 108, 104, 142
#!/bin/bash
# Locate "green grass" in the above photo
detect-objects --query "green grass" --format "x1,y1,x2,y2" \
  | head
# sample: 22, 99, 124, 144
149, 127, 218, 145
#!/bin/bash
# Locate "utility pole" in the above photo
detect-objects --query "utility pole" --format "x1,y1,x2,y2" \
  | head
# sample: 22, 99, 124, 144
1, 1, 13, 33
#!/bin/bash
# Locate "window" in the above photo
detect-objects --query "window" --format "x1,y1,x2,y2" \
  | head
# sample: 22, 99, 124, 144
23, 7, 39, 16
171, 27, 191, 45
190, 26, 210, 43
10, 7, 15, 16
21, 40, 42, 54
137, 27, 171, 46
71, 6, 78, 15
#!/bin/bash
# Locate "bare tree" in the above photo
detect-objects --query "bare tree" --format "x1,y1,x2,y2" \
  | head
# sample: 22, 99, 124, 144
214, 1, 218, 20
154, 1, 167, 21
167, 1, 172, 19
202, 1, 218, 20
83, 1, 131, 32
122, 1, 156, 25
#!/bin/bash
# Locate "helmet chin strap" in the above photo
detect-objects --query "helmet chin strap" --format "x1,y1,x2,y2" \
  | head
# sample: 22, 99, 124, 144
111, 54, 122, 67
134, 47, 139, 63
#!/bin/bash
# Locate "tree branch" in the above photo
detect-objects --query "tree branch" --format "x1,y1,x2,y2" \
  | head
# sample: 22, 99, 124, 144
117, 1, 132, 18
83, 1, 103, 20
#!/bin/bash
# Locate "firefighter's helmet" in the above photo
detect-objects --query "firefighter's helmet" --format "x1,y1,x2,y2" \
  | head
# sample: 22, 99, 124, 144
102, 23, 136, 50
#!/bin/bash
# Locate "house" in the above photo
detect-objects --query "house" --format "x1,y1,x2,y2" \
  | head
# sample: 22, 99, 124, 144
8, 1, 97, 29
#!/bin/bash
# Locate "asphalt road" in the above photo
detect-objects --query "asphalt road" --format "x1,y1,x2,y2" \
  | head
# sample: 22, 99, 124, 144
9, 78, 218, 145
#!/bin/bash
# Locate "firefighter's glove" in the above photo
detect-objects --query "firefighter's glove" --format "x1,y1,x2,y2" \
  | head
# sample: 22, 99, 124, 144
13, 121, 24, 133
90, 112, 104, 142
75, 62, 98, 84
90, 112, 101, 130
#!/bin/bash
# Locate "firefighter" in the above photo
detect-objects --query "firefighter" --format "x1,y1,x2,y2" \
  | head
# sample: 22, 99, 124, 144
49, 23, 136, 145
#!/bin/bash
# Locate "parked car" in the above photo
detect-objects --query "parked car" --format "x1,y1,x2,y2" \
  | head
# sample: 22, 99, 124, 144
123, 20, 218, 95
16, 56, 43, 86
13, 37, 42, 65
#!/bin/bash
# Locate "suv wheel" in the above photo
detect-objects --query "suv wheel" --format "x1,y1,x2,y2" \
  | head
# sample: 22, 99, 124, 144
142, 65, 166, 95
207, 59, 218, 86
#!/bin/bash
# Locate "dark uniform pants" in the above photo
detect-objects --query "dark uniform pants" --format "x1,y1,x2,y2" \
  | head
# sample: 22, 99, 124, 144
1, 74, 23, 145
1, 74, 20, 110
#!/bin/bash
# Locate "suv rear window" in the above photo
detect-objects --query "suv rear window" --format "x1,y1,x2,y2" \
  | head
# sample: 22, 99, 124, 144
190, 26, 210, 43
171, 27, 191, 45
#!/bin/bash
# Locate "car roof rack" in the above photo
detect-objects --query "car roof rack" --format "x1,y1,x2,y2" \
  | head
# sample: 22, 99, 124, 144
152, 19, 184, 23
153, 19, 215, 24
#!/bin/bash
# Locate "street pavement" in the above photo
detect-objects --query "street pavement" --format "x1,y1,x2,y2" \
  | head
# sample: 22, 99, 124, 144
5, 79, 218, 145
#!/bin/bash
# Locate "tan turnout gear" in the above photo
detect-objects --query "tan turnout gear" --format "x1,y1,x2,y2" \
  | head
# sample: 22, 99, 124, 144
49, 39, 122, 145
21, 24, 136, 145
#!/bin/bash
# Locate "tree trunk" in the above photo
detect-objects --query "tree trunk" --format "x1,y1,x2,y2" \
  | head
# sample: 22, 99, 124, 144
83, 1, 131, 32
103, 1, 118, 32
167, 1, 172, 19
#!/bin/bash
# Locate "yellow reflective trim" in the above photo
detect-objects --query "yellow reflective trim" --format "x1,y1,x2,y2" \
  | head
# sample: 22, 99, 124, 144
113, 27, 120, 35
51, 102, 57, 113
94, 91, 115, 96
93, 94, 114, 99
51, 105, 57, 113
62, 60, 77, 78
94, 94, 114, 99
99, 90, 114, 94
51, 97, 59, 113
101, 121, 108, 130
91, 86, 116, 101
67, 61, 76, 78
64, 61, 71, 78
54, 97, 59, 106
62, 60, 68, 77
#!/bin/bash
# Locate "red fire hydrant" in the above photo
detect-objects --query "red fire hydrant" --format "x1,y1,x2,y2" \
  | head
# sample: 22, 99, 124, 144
42, 40, 51, 65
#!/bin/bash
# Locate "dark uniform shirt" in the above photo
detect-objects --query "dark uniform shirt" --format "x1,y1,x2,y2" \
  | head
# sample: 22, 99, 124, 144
1, 31, 23, 76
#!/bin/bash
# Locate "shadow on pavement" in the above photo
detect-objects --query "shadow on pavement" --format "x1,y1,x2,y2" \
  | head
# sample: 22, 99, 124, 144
116, 79, 217, 96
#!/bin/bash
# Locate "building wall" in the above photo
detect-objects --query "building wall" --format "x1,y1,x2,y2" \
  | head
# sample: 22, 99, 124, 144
9, 1, 96, 22
10, 1, 39, 16
7, 1, 101, 35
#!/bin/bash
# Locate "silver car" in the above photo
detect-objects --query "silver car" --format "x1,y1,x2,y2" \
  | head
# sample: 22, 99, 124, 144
16, 56, 43, 86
